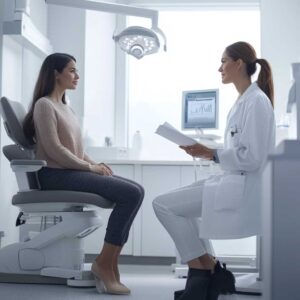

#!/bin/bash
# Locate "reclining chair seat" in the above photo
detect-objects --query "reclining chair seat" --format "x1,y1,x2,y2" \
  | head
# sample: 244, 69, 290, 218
13, 190, 113, 212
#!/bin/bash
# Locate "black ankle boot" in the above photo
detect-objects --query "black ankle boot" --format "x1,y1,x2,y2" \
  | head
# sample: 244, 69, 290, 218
174, 289, 184, 300
176, 268, 211, 300
207, 261, 236, 300
174, 268, 197, 300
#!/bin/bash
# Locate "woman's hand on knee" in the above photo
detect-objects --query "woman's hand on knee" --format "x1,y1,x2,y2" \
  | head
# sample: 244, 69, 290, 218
90, 163, 113, 176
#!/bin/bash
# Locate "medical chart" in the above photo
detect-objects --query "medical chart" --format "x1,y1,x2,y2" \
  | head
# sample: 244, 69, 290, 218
155, 122, 197, 146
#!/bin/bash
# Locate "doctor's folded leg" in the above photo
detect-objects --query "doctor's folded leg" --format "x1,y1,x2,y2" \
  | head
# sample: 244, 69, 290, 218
153, 41, 275, 300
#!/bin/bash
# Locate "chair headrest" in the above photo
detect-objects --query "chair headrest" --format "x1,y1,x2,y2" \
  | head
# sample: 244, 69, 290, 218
0, 97, 34, 149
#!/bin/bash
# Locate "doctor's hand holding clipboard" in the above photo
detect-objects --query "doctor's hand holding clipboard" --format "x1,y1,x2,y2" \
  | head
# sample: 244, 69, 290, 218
179, 143, 214, 160
155, 122, 217, 161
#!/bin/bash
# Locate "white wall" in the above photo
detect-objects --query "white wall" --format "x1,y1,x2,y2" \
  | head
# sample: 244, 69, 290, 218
0, 0, 48, 246
83, 11, 116, 147
47, 5, 117, 147
0, 36, 25, 245
29, 0, 48, 36
47, 5, 86, 124
0, 1, 3, 102
261, 0, 300, 135
22, 48, 44, 109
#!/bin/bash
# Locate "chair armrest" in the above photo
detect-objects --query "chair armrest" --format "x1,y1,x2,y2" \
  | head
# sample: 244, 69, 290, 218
10, 160, 47, 192
11, 159, 47, 173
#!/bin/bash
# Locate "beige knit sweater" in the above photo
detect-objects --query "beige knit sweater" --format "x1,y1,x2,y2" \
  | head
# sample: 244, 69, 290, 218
34, 97, 96, 171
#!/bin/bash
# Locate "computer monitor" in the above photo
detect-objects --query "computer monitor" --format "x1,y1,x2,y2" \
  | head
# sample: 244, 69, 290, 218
182, 89, 219, 131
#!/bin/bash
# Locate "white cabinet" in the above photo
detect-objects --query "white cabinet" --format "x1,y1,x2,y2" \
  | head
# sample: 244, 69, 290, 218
262, 141, 300, 300
83, 160, 215, 257
141, 165, 182, 256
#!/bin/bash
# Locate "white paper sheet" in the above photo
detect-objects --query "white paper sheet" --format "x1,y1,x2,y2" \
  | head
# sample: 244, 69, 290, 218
155, 122, 197, 146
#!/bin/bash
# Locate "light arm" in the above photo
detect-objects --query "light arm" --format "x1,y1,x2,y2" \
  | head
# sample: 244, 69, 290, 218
45, 0, 159, 28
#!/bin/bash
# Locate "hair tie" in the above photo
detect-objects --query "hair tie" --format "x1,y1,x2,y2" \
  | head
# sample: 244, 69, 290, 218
247, 60, 257, 76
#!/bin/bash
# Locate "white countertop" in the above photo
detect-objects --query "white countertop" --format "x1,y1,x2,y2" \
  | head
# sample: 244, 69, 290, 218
103, 159, 215, 166
86, 147, 218, 166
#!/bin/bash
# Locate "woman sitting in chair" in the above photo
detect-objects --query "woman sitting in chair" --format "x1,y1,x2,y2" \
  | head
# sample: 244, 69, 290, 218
153, 41, 275, 300
23, 53, 144, 295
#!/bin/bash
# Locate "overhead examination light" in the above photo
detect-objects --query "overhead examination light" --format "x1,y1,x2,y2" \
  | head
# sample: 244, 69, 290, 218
113, 26, 165, 59
45, 0, 167, 59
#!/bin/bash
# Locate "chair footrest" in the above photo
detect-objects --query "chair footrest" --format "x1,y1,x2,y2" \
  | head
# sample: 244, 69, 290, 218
0, 272, 66, 285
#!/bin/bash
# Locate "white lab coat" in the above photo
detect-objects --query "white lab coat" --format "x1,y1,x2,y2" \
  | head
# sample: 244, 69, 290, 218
200, 82, 275, 239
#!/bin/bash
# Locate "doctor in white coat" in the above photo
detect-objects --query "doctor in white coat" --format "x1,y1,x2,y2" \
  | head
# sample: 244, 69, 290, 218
153, 41, 275, 300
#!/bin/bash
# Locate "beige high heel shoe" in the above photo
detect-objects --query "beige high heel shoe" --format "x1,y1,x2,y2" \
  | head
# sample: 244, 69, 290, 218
114, 266, 131, 293
91, 262, 130, 295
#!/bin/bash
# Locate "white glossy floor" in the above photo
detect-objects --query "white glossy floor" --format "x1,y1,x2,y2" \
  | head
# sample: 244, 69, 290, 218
0, 265, 262, 300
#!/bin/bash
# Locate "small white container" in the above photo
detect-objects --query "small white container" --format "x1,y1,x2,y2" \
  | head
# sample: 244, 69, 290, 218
276, 114, 290, 146
0, 231, 4, 248
132, 131, 143, 159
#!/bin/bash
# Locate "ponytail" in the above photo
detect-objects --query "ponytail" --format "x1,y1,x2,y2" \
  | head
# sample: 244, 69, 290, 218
256, 58, 274, 108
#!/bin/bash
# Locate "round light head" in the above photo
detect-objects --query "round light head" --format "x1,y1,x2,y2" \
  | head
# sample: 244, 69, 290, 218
113, 26, 160, 59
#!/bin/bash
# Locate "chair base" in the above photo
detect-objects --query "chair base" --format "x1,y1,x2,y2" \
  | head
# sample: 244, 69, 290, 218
67, 271, 96, 287
0, 263, 97, 287
235, 273, 262, 295
0, 272, 67, 285
0, 211, 102, 287
173, 264, 188, 278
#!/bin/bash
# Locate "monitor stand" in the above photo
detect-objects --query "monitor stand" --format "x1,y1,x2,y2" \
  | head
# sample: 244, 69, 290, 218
184, 128, 222, 148
191, 128, 221, 141
184, 129, 222, 148
195, 128, 204, 137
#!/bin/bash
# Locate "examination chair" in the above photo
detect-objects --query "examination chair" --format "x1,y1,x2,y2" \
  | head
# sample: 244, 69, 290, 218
0, 96, 114, 286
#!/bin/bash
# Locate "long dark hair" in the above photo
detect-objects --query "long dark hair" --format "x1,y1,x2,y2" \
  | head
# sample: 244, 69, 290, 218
225, 41, 274, 107
23, 53, 76, 144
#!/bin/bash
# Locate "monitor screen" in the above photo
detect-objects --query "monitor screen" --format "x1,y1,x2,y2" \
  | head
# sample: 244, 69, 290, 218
182, 89, 219, 130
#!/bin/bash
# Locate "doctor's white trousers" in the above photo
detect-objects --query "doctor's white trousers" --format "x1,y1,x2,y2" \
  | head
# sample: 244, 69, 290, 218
152, 180, 213, 263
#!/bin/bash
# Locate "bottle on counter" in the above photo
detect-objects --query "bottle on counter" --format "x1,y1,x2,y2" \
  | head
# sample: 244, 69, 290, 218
276, 114, 290, 146
132, 130, 143, 159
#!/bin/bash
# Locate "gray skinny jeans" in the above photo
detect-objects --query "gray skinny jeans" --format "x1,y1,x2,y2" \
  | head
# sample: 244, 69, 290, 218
38, 167, 144, 246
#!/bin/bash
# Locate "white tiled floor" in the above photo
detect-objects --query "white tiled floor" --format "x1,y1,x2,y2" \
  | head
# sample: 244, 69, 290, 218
0, 265, 262, 300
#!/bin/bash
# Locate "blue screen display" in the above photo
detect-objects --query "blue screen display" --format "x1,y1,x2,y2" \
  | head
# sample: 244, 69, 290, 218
182, 90, 218, 130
